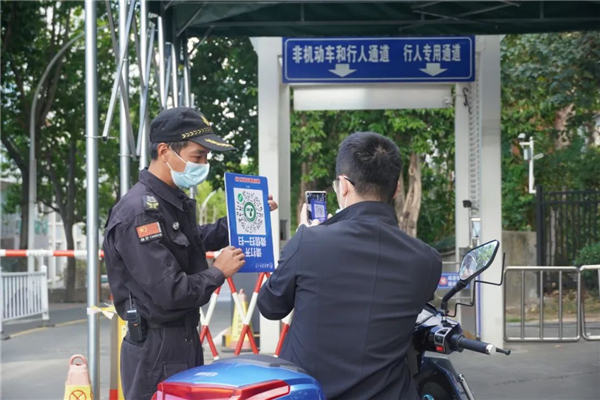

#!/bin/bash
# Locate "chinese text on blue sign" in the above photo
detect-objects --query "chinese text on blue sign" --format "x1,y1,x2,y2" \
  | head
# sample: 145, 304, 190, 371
437, 273, 470, 290
283, 37, 475, 84
225, 173, 275, 273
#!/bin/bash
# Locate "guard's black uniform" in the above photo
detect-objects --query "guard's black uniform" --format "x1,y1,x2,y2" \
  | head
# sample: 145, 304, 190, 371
104, 169, 228, 399
103, 107, 236, 400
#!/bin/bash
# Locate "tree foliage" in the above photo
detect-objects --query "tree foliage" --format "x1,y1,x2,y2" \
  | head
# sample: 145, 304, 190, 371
1, 1, 123, 299
289, 108, 455, 244
501, 32, 600, 231
189, 37, 259, 188
3, 15, 600, 292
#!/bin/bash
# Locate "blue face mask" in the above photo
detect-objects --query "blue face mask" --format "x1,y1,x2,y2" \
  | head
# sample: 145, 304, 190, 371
167, 150, 210, 189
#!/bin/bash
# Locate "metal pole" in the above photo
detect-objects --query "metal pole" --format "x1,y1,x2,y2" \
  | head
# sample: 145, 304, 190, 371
188, 27, 213, 59
1, 267, 4, 339
163, 49, 172, 108
529, 138, 535, 194
178, 78, 185, 109
182, 36, 195, 200
576, 270, 581, 340
539, 271, 544, 339
158, 16, 166, 108
200, 191, 217, 222
50, 203, 57, 289
85, 0, 100, 397
536, 185, 544, 266
27, 96, 36, 272
140, 0, 150, 169
558, 270, 563, 339
171, 43, 179, 107
101, 3, 136, 140
176, 3, 206, 37
521, 270, 525, 339
119, 0, 130, 195
28, 30, 86, 273
183, 37, 191, 107
137, 23, 156, 165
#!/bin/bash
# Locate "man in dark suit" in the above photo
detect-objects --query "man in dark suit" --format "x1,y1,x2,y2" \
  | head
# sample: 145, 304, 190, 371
258, 131, 442, 400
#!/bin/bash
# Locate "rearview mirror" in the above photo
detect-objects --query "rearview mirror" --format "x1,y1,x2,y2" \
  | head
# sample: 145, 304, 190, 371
459, 240, 500, 283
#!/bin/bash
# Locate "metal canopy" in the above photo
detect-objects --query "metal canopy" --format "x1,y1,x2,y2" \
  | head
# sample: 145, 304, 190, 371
153, 1, 600, 39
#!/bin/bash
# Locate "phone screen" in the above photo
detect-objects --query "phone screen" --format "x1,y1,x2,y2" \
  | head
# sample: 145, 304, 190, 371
305, 191, 327, 223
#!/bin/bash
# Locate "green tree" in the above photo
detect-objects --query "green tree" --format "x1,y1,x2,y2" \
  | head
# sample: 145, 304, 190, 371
290, 109, 455, 243
1, 1, 124, 300
501, 32, 600, 231
189, 37, 258, 189
2, 1, 62, 251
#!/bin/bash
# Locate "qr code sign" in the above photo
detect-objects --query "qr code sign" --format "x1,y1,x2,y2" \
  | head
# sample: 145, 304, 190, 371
313, 203, 326, 219
234, 188, 266, 235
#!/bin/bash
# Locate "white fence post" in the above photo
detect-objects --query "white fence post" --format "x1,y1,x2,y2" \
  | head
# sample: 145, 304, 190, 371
41, 265, 50, 326
0, 267, 5, 340
0, 267, 51, 333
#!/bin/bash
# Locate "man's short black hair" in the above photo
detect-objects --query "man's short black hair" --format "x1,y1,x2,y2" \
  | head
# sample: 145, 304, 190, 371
150, 141, 190, 160
336, 132, 402, 203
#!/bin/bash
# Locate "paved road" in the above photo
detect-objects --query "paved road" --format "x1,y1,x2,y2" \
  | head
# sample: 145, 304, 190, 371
450, 340, 600, 400
1, 304, 599, 400
1, 303, 231, 400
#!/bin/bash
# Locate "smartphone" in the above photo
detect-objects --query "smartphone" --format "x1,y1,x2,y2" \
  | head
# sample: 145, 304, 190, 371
305, 191, 327, 223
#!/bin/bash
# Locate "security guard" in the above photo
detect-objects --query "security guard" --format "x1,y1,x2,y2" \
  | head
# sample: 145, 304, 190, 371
104, 107, 277, 400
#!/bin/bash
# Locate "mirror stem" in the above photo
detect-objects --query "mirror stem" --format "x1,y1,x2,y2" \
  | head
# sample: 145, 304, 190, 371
441, 280, 468, 314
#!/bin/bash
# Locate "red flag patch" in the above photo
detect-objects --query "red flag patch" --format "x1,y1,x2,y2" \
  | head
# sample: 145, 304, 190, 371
136, 222, 163, 243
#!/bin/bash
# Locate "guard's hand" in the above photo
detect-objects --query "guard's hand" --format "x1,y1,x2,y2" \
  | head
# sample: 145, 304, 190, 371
213, 246, 245, 278
268, 195, 278, 212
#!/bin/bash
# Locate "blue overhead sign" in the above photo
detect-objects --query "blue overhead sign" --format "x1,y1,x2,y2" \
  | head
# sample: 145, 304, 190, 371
283, 37, 475, 84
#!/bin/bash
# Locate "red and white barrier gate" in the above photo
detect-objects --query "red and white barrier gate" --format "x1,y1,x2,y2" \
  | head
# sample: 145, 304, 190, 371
1, 249, 291, 366
199, 286, 222, 360
198, 272, 279, 359
0, 249, 105, 258
274, 311, 293, 358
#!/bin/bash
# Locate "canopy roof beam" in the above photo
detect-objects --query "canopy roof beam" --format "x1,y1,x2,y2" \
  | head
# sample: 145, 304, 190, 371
177, 3, 207, 37
187, 16, 600, 29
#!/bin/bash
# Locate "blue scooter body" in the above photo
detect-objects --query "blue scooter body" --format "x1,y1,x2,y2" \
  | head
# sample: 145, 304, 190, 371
155, 354, 326, 399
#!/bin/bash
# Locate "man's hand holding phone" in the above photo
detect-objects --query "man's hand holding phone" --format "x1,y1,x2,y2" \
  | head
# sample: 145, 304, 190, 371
299, 203, 323, 228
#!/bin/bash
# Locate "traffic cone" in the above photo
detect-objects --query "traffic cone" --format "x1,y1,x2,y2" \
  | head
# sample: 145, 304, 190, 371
64, 354, 94, 400
229, 289, 252, 351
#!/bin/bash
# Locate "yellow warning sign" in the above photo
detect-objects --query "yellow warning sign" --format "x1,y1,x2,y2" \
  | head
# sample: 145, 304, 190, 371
229, 290, 251, 350
64, 355, 94, 400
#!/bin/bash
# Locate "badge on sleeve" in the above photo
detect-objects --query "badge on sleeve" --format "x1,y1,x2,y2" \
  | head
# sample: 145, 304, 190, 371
144, 195, 159, 211
136, 221, 163, 243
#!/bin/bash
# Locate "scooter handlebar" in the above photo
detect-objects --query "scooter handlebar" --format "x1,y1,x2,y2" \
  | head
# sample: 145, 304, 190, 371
451, 335, 495, 355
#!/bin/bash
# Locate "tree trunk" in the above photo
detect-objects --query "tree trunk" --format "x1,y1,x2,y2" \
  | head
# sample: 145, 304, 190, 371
295, 113, 316, 225
553, 104, 574, 150
394, 168, 406, 222
394, 153, 422, 237
296, 161, 315, 224
64, 220, 77, 302
19, 176, 29, 249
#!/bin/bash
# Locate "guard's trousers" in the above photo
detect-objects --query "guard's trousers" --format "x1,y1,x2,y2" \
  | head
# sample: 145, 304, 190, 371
120, 325, 203, 400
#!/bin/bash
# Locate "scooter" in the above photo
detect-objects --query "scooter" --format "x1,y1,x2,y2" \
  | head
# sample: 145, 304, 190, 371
153, 240, 509, 400
409, 239, 511, 400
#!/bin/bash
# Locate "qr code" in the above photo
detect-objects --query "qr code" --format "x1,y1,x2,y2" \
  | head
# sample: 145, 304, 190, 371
313, 203, 326, 219
233, 188, 266, 235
